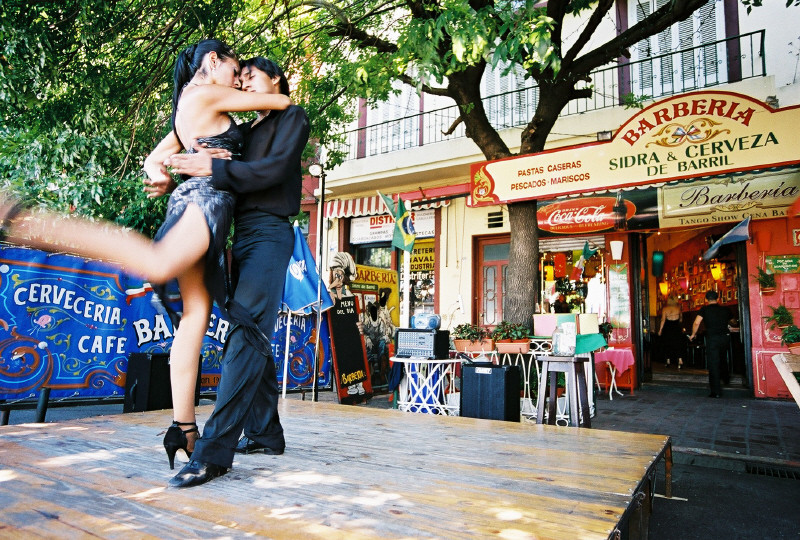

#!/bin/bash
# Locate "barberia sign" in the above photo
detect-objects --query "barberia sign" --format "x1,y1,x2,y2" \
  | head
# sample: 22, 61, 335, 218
538, 197, 635, 234
659, 169, 799, 228
469, 91, 800, 207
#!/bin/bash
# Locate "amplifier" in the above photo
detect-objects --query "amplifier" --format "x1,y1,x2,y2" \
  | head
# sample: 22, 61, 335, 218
123, 353, 201, 413
395, 329, 450, 359
460, 362, 521, 422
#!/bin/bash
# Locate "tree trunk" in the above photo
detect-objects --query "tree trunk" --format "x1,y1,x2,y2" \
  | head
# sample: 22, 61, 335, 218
505, 83, 573, 327
505, 200, 539, 328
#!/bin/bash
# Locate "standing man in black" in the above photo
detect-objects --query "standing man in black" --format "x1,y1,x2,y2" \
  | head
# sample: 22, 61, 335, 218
150, 57, 310, 487
690, 290, 731, 398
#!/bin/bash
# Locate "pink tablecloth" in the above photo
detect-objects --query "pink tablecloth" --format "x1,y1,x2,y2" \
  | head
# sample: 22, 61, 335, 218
594, 348, 635, 373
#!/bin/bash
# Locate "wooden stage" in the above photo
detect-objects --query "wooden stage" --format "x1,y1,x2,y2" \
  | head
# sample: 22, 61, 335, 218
0, 399, 671, 539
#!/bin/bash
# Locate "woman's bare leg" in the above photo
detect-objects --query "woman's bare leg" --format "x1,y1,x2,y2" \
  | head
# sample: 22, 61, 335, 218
6, 205, 210, 285
170, 259, 212, 452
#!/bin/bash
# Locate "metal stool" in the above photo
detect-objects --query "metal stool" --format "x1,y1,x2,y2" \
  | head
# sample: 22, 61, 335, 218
535, 355, 591, 427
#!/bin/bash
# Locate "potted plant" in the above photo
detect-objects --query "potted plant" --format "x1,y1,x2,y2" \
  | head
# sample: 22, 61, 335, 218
781, 325, 800, 355
452, 323, 493, 353
491, 321, 531, 354
753, 267, 776, 294
764, 304, 794, 330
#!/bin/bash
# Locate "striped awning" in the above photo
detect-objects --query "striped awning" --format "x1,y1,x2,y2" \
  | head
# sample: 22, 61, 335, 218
325, 195, 449, 219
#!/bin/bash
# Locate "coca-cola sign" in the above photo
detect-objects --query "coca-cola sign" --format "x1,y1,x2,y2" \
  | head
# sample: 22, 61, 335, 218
538, 197, 636, 234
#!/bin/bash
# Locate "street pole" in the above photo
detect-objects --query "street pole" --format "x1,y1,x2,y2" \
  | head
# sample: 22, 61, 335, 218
310, 164, 326, 403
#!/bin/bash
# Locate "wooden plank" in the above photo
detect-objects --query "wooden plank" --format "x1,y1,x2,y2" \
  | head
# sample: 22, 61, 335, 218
772, 353, 800, 409
0, 399, 669, 539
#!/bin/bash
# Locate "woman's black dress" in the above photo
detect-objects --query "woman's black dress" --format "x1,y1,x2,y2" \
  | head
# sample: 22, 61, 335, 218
152, 119, 243, 321
661, 318, 686, 361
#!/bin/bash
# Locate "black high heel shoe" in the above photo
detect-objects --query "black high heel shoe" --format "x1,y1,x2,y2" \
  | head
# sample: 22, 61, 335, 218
163, 421, 198, 470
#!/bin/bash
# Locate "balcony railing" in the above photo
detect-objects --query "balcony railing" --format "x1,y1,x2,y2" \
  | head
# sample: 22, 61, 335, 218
332, 30, 766, 162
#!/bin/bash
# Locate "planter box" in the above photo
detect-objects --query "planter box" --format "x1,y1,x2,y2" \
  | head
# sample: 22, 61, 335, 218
495, 340, 531, 354
453, 338, 494, 353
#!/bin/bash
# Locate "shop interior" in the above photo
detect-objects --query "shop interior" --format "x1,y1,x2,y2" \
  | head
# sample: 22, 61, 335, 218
538, 225, 747, 386
647, 226, 746, 380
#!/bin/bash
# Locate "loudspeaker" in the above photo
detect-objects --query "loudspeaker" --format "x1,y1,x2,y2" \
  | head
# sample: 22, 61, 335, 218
123, 353, 200, 413
460, 362, 520, 422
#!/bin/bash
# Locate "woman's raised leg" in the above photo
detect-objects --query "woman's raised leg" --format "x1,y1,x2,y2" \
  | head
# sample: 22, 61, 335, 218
4, 204, 210, 285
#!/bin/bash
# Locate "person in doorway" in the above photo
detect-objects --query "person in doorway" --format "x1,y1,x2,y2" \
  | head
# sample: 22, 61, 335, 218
658, 296, 685, 369
149, 57, 310, 488
689, 290, 731, 398
552, 294, 571, 313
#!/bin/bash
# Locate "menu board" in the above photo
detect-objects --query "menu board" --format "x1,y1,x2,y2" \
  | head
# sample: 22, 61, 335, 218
608, 263, 631, 330
327, 296, 373, 404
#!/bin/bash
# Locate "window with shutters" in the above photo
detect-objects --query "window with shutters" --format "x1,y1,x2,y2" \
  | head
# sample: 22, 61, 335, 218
481, 62, 534, 130
629, 0, 726, 99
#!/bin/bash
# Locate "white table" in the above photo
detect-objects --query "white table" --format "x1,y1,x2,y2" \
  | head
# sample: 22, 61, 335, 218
391, 357, 462, 416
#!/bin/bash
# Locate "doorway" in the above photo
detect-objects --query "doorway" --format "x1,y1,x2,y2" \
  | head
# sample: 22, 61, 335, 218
647, 226, 750, 391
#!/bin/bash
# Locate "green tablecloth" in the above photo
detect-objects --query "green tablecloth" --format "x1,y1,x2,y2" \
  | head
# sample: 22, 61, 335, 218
576, 333, 607, 355
531, 333, 607, 355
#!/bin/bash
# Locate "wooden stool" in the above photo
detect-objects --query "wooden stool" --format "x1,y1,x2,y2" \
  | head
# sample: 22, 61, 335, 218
535, 355, 591, 427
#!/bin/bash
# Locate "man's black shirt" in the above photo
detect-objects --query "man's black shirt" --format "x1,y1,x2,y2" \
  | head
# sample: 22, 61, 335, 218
699, 303, 731, 336
210, 105, 310, 217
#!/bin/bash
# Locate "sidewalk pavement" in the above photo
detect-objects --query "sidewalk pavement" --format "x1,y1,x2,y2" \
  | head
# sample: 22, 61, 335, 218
352, 384, 800, 470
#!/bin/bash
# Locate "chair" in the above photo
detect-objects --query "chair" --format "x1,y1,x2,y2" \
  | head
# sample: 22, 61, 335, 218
535, 355, 591, 428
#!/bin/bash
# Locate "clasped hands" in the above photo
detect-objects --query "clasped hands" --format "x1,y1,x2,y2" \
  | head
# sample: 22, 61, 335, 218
143, 145, 232, 198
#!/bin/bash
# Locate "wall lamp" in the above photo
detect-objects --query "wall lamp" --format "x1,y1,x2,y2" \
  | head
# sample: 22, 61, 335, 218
597, 130, 613, 141
609, 240, 624, 261
710, 262, 724, 281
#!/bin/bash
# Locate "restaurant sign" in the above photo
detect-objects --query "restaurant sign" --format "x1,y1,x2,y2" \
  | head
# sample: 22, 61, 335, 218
469, 91, 800, 207
658, 169, 798, 229
350, 209, 435, 244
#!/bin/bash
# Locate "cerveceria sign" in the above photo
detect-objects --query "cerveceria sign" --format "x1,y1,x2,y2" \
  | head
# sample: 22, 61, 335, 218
469, 91, 800, 206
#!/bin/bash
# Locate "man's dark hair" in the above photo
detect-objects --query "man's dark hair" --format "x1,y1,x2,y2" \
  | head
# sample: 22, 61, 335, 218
706, 290, 719, 301
242, 57, 290, 96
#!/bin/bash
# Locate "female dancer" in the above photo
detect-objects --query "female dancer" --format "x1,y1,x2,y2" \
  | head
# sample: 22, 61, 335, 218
0, 39, 291, 468
658, 296, 685, 368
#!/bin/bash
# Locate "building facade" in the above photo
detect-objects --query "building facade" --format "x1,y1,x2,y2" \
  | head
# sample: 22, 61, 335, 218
306, 0, 800, 399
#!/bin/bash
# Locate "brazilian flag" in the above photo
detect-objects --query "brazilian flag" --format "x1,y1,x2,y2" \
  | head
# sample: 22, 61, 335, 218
378, 191, 416, 252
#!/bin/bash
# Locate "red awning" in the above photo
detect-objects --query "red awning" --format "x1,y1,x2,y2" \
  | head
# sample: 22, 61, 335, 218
325, 195, 450, 219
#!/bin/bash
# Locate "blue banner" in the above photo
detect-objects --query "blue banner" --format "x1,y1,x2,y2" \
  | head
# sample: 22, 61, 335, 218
0, 246, 331, 400
273, 311, 332, 390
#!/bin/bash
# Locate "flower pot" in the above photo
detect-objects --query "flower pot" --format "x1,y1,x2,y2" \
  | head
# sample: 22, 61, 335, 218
453, 338, 494, 353
495, 340, 531, 354
788, 343, 800, 356
760, 287, 776, 295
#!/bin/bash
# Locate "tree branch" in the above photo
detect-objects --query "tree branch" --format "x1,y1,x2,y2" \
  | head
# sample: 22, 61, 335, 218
562, 0, 614, 68
570, 0, 708, 75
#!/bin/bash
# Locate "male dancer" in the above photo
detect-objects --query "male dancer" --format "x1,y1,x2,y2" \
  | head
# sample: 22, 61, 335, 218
146, 57, 310, 487
689, 290, 731, 398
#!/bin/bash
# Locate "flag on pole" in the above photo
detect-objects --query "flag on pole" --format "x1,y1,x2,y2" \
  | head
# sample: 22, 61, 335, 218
378, 191, 416, 252
281, 223, 334, 314
703, 216, 751, 261
570, 241, 597, 281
